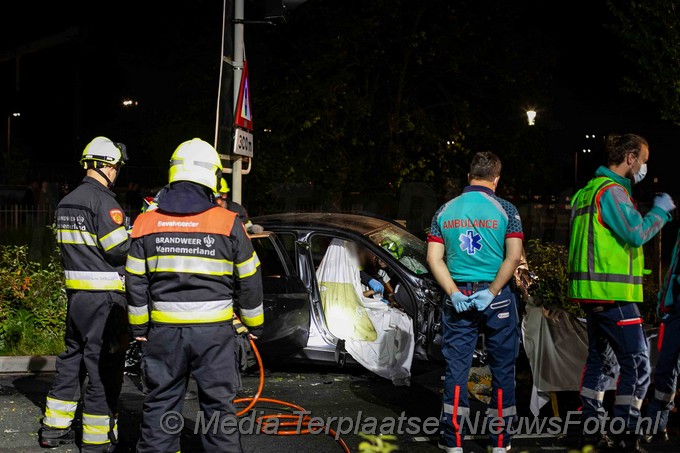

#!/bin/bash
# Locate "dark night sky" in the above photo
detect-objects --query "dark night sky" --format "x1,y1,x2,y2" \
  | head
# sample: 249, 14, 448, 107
515, 0, 679, 194
0, 0, 225, 183
1, 1, 679, 193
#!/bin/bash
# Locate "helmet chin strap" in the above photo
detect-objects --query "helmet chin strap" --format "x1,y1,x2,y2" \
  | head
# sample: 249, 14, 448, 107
93, 166, 117, 189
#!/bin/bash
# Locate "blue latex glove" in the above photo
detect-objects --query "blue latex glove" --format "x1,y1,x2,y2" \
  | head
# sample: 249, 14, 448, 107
653, 193, 677, 213
470, 289, 496, 311
450, 291, 472, 313
368, 278, 384, 294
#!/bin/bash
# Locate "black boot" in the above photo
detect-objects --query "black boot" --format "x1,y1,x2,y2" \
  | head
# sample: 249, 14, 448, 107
578, 432, 614, 451
642, 429, 668, 444
38, 426, 75, 448
616, 433, 647, 453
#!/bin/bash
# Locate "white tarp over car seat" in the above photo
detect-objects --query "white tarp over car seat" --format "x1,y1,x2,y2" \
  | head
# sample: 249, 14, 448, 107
316, 238, 415, 386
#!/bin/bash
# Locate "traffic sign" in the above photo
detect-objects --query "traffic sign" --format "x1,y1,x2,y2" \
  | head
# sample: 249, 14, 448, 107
235, 59, 253, 131
233, 127, 253, 157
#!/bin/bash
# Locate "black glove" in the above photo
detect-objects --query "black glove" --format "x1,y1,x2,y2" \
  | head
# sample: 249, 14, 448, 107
129, 326, 148, 340
235, 334, 257, 372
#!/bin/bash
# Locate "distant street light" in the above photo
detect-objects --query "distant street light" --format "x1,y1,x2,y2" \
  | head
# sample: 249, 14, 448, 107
526, 110, 537, 126
6, 112, 20, 156
122, 99, 139, 107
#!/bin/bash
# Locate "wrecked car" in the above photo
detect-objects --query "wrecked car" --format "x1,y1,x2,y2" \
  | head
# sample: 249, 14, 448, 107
248, 213, 449, 380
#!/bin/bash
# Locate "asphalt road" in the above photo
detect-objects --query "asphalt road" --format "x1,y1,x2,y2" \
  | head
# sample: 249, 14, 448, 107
0, 359, 677, 453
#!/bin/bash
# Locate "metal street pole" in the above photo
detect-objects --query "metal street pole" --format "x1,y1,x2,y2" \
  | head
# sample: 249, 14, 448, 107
231, 0, 244, 204
6, 115, 10, 156
574, 150, 578, 188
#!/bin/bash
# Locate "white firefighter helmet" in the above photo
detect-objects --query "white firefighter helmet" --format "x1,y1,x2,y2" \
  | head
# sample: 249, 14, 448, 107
80, 136, 128, 169
168, 138, 222, 192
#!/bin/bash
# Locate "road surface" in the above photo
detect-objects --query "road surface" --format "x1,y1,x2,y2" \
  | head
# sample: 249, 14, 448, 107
0, 359, 676, 452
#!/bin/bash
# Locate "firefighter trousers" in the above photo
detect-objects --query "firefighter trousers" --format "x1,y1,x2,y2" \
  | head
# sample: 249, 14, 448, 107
439, 283, 520, 450
136, 323, 241, 453
580, 301, 650, 430
42, 291, 128, 450
646, 307, 680, 432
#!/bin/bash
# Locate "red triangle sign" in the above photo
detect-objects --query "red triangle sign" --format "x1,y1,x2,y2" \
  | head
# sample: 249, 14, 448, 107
235, 60, 253, 131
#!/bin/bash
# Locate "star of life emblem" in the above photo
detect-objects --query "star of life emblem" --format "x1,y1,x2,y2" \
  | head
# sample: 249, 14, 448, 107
459, 230, 483, 255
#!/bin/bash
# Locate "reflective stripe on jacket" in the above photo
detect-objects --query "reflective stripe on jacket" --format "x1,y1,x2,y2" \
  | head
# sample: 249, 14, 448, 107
568, 176, 644, 302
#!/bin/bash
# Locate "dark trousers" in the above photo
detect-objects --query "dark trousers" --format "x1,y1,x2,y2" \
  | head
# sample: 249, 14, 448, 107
136, 324, 241, 453
43, 291, 128, 448
580, 301, 650, 430
439, 284, 520, 449
646, 307, 680, 431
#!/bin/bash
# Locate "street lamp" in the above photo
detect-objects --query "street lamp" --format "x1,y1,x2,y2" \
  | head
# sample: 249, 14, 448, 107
526, 110, 537, 126
6, 112, 20, 156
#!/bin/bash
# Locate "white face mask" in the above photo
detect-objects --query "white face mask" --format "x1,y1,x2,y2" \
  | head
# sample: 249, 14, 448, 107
632, 157, 647, 184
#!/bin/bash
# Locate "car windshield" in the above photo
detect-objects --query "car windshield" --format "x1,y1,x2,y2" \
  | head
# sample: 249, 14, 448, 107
368, 225, 430, 275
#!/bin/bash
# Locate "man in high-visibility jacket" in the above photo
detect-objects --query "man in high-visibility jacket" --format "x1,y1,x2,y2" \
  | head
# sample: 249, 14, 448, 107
568, 133, 676, 452
39, 137, 130, 452
126, 138, 264, 453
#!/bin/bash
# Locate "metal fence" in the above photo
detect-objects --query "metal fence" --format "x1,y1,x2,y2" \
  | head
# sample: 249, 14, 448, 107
0, 204, 138, 262
0, 205, 55, 231
0, 205, 143, 231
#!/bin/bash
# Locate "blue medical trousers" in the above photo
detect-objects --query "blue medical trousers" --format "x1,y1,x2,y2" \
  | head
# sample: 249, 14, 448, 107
646, 307, 680, 432
580, 301, 650, 431
439, 284, 520, 450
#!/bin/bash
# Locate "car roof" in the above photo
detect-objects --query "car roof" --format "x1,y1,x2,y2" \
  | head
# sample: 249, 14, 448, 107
252, 212, 397, 236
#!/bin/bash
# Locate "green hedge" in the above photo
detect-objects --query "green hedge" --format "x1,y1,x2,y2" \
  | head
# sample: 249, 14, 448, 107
0, 245, 67, 355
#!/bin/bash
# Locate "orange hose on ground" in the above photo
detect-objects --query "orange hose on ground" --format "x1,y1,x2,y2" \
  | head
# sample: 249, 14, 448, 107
234, 338, 350, 453
235, 338, 264, 417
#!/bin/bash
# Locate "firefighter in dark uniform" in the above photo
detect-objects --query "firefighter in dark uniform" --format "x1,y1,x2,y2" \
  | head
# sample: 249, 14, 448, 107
215, 176, 263, 234
126, 138, 264, 453
39, 136, 130, 452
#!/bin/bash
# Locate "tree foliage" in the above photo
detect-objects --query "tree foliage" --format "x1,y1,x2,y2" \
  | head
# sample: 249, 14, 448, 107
606, 0, 680, 124
246, 0, 559, 209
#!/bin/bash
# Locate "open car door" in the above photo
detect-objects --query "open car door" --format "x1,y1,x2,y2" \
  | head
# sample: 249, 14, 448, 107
249, 232, 311, 359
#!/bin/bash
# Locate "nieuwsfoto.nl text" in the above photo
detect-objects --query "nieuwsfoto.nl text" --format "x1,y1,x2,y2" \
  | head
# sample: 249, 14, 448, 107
159, 410, 662, 440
